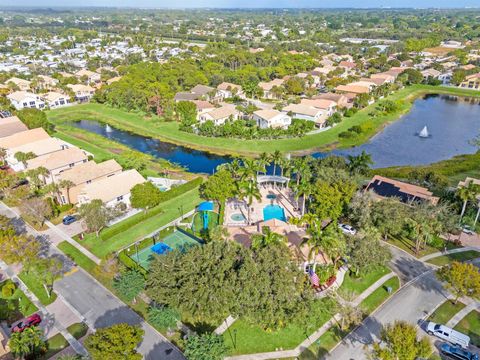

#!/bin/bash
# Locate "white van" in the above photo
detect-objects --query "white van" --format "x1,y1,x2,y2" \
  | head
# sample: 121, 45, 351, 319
426, 322, 470, 349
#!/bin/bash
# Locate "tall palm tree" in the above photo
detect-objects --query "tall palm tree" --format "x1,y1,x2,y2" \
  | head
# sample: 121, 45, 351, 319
457, 182, 480, 220
251, 226, 287, 250
9, 326, 45, 359
258, 152, 270, 175
347, 151, 373, 175
239, 158, 260, 182
474, 198, 480, 227
270, 150, 282, 176
297, 180, 314, 216
225, 158, 242, 179
59, 179, 75, 204
306, 223, 345, 266
238, 180, 261, 224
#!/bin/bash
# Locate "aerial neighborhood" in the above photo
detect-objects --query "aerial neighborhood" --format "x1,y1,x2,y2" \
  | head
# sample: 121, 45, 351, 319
0, 6, 479, 360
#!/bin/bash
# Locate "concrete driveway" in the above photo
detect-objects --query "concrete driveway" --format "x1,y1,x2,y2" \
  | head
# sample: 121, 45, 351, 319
55, 219, 86, 238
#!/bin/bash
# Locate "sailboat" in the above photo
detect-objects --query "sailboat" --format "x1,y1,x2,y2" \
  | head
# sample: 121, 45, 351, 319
418, 125, 429, 138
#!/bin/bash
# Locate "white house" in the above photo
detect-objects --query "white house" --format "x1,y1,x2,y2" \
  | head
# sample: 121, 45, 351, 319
253, 109, 291, 129
217, 82, 244, 99
7, 91, 45, 110
282, 103, 326, 125
67, 84, 95, 103
300, 99, 338, 117
198, 105, 240, 126
76, 169, 145, 208
42, 92, 71, 109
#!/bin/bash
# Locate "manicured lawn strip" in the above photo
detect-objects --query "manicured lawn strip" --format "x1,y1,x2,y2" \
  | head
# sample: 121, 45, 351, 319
58, 241, 97, 273
300, 276, 399, 359
78, 187, 202, 258
428, 300, 466, 325
18, 272, 57, 306
360, 277, 400, 314
47, 85, 480, 156
387, 236, 460, 258
67, 322, 89, 339
223, 297, 336, 355
454, 310, 480, 346
44, 333, 69, 359
427, 250, 480, 266
339, 266, 390, 297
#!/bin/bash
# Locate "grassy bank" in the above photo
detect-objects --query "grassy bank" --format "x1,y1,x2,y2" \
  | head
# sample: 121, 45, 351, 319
47, 85, 480, 157
427, 250, 480, 266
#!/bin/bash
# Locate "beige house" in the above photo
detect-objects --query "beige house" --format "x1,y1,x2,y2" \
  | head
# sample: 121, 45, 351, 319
77, 169, 145, 208
191, 100, 215, 115
314, 93, 351, 108
370, 72, 396, 84
67, 84, 96, 102
6, 137, 71, 171
198, 105, 240, 126
258, 79, 285, 99
26, 147, 89, 184
75, 69, 101, 84
459, 73, 480, 90
36, 75, 59, 90
42, 92, 71, 109
0, 128, 50, 150
57, 159, 123, 204
253, 109, 291, 129
335, 84, 371, 95
0, 116, 28, 138
5, 77, 31, 91
217, 82, 244, 98
300, 99, 337, 116
282, 103, 326, 125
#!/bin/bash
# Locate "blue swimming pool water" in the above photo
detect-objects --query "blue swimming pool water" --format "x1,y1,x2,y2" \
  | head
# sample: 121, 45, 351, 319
151, 242, 172, 255
263, 205, 286, 222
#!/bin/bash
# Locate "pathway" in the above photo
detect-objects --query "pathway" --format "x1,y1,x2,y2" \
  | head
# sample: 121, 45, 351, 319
0, 260, 88, 357
419, 246, 479, 262
446, 300, 480, 328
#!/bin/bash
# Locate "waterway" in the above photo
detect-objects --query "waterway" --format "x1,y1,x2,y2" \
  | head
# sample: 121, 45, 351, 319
70, 94, 480, 173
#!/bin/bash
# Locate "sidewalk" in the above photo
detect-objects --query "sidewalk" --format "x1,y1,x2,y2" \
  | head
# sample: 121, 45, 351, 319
0, 260, 88, 357
446, 300, 480, 328
419, 246, 479, 262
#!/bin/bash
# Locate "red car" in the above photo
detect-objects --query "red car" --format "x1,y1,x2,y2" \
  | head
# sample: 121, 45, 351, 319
11, 314, 42, 332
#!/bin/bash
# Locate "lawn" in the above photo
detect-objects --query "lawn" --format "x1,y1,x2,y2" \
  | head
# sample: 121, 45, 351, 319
77, 186, 202, 257
428, 300, 466, 325
427, 250, 480, 266
0, 280, 38, 323
44, 333, 69, 359
300, 276, 400, 359
67, 322, 89, 339
338, 266, 390, 298
47, 85, 480, 157
223, 297, 337, 355
454, 310, 480, 346
18, 271, 57, 306
388, 235, 460, 258
58, 241, 97, 274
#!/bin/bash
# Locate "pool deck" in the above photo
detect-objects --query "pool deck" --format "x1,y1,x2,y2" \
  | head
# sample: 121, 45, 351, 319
224, 185, 301, 227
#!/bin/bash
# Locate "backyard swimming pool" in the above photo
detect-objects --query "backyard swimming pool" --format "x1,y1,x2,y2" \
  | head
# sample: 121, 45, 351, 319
263, 204, 286, 222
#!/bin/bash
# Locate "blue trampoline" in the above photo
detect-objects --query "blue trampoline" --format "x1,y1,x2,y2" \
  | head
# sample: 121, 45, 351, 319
151, 242, 172, 255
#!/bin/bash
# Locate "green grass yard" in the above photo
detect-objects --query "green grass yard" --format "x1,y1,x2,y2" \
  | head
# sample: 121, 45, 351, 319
77, 186, 201, 258
18, 271, 57, 306
47, 85, 480, 157
388, 236, 460, 258
428, 300, 466, 325
338, 266, 390, 298
58, 241, 97, 273
427, 250, 480, 266
44, 333, 69, 359
360, 276, 400, 314
454, 310, 480, 346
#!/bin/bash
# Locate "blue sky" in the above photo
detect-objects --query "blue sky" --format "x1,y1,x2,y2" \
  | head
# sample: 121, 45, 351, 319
3, 0, 480, 8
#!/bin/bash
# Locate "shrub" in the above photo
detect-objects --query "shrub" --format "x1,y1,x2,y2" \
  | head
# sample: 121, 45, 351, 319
117, 251, 147, 276
1, 281, 16, 298
148, 306, 180, 331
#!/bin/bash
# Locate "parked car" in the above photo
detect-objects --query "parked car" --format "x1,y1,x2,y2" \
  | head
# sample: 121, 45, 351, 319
11, 314, 42, 332
440, 343, 479, 360
62, 215, 76, 225
426, 322, 470, 348
462, 225, 475, 235
339, 223, 357, 235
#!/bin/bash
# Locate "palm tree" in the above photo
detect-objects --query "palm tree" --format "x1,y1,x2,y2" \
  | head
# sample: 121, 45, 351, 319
251, 226, 287, 250
239, 158, 260, 182
238, 180, 261, 224
59, 179, 75, 204
297, 180, 314, 216
306, 222, 345, 266
457, 181, 480, 220
270, 150, 282, 176
347, 151, 373, 175
224, 158, 242, 179
9, 326, 45, 359
258, 152, 270, 175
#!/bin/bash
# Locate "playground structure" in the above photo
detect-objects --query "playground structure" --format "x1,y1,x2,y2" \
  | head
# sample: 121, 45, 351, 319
192, 201, 219, 233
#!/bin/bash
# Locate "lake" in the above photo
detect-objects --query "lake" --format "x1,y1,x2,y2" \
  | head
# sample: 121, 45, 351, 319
70, 94, 480, 173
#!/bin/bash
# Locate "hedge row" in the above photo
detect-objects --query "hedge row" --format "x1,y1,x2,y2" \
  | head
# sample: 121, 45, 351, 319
118, 251, 148, 276
101, 177, 203, 241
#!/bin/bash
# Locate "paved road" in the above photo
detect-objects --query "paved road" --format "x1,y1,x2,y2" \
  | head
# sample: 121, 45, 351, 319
55, 271, 185, 360
325, 246, 451, 360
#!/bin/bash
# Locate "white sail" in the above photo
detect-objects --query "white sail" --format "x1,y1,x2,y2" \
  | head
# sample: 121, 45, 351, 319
419, 126, 429, 138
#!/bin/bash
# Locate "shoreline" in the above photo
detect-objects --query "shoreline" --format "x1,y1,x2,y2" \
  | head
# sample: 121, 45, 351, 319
47, 85, 480, 158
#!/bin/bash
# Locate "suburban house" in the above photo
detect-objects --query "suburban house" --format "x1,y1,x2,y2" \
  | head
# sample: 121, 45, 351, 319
438, 72, 452, 85
26, 147, 89, 184
174, 85, 222, 103
335, 84, 371, 95
75, 69, 101, 84
421, 68, 441, 80
282, 103, 326, 126
258, 79, 285, 99
217, 82, 244, 99
5, 77, 31, 91
0, 128, 50, 150
253, 109, 291, 129
6, 137, 71, 171
300, 99, 337, 116
314, 93, 351, 108
42, 92, 71, 109
0, 116, 28, 138
57, 159, 123, 204
365, 175, 439, 205
191, 100, 215, 115
7, 91, 45, 110
67, 84, 96, 102
76, 169, 145, 208
370, 73, 396, 84
459, 73, 480, 90
198, 105, 240, 125
36, 75, 59, 90
338, 60, 356, 70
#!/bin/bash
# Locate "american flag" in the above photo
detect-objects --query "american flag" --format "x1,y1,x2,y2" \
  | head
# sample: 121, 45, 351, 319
309, 268, 320, 287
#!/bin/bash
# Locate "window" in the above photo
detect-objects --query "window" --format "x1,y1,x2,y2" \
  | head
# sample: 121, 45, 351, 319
23, 102, 28, 107
69, 163, 74, 167
117, 195, 123, 201
29, 101, 35, 106
86, 180, 91, 184
61, 196, 66, 204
